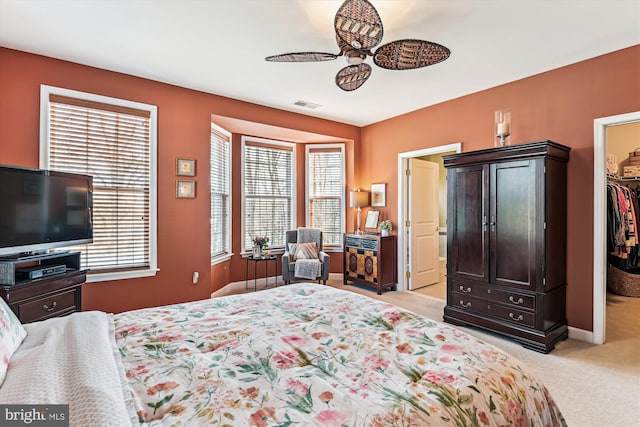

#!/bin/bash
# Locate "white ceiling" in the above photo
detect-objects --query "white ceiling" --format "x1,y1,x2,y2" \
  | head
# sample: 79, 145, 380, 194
0, 0, 638, 127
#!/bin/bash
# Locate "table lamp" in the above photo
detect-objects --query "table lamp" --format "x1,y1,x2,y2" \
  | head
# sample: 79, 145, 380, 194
350, 190, 370, 234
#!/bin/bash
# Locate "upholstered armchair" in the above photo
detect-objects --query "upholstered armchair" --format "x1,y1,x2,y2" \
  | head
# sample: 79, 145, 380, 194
281, 228, 330, 285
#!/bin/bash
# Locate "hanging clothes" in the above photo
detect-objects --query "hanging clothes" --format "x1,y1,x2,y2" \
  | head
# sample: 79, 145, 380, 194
607, 180, 640, 270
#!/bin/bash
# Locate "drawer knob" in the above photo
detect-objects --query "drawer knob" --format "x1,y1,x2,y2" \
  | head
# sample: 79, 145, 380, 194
43, 301, 58, 312
459, 285, 471, 293
509, 296, 525, 305
459, 300, 471, 308
509, 312, 524, 322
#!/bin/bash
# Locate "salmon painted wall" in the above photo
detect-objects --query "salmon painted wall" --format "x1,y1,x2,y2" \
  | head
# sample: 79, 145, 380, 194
0, 47, 359, 312
360, 45, 640, 331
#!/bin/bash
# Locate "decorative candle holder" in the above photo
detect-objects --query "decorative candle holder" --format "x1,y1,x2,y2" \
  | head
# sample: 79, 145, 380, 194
495, 110, 511, 147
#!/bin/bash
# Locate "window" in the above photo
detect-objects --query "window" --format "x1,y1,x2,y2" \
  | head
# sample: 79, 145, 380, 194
306, 144, 345, 247
242, 137, 295, 251
210, 123, 231, 262
40, 85, 158, 282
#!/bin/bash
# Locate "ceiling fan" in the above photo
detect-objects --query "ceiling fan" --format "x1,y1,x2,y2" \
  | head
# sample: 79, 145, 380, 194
265, 0, 451, 91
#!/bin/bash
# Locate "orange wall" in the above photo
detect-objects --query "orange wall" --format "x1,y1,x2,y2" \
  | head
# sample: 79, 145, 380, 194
0, 47, 360, 312
360, 45, 640, 331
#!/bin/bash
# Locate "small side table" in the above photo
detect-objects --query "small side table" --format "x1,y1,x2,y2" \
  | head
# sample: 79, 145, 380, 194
245, 255, 278, 291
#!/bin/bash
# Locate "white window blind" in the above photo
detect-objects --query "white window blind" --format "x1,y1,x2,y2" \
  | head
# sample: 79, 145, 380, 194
45, 92, 154, 274
307, 145, 345, 247
210, 124, 231, 260
243, 138, 295, 251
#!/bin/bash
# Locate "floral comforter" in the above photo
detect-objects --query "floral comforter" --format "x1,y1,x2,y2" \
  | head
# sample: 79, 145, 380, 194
114, 283, 565, 426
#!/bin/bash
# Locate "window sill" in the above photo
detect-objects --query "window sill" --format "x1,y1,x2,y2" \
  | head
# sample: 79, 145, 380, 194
211, 254, 234, 266
241, 247, 343, 257
86, 268, 159, 283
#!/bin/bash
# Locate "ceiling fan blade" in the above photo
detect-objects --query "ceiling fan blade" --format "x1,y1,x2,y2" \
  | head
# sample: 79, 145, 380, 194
265, 52, 338, 62
373, 39, 451, 70
334, 0, 383, 50
335, 63, 372, 91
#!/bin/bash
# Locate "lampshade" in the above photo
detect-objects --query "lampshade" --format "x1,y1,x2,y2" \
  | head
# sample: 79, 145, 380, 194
350, 191, 370, 208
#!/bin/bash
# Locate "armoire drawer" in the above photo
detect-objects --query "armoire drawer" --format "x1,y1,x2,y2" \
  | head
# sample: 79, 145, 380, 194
486, 287, 535, 310
451, 292, 536, 328
450, 280, 535, 310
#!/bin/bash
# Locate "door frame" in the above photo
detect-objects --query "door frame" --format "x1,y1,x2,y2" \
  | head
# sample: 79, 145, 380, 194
593, 111, 640, 344
397, 142, 462, 292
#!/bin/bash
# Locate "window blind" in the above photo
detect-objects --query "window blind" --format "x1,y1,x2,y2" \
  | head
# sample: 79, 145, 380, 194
210, 125, 231, 259
48, 95, 151, 271
307, 146, 345, 247
243, 140, 294, 250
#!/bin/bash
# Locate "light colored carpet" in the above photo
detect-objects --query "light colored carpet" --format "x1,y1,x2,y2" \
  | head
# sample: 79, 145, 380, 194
214, 277, 640, 427
411, 280, 446, 299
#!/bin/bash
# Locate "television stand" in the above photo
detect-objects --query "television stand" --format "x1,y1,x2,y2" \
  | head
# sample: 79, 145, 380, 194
0, 251, 87, 323
0, 250, 69, 261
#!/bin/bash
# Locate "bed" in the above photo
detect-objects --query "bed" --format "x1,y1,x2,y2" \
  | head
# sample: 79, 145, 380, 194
0, 283, 566, 426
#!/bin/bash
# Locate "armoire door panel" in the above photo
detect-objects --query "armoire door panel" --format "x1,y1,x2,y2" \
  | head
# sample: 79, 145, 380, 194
490, 160, 538, 289
448, 165, 488, 281
543, 158, 568, 290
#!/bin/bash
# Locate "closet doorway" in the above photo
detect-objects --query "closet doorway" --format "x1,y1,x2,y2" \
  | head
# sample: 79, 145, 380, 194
593, 111, 640, 344
396, 142, 461, 296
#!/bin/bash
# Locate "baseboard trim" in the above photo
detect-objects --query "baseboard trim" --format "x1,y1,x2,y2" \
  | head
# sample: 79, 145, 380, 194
568, 326, 593, 343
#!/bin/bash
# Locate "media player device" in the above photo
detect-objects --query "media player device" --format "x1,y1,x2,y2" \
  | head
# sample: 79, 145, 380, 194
15, 264, 67, 280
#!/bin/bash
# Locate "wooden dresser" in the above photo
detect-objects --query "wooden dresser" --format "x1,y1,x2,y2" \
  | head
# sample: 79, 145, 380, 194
0, 252, 86, 323
443, 141, 570, 353
343, 233, 397, 295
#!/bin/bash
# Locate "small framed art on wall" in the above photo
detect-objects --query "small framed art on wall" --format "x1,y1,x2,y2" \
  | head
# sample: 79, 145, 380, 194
176, 158, 196, 176
176, 180, 195, 198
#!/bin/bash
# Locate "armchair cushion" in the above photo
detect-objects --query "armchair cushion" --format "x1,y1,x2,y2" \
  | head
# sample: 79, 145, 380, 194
288, 242, 319, 261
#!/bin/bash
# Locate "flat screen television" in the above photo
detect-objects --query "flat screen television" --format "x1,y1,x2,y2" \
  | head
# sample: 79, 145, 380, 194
0, 165, 93, 257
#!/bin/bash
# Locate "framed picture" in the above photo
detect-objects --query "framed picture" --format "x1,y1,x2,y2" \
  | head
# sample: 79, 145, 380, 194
176, 180, 195, 198
252, 247, 261, 258
364, 210, 380, 229
371, 183, 386, 207
176, 158, 196, 176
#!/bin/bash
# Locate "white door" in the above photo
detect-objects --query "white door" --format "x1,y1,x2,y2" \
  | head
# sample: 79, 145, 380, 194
407, 158, 440, 290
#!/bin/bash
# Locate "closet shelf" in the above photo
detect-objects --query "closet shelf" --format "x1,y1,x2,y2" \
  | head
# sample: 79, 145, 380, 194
606, 173, 640, 182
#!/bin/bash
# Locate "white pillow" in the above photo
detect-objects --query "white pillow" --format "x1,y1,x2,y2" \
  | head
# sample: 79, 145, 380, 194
0, 297, 27, 385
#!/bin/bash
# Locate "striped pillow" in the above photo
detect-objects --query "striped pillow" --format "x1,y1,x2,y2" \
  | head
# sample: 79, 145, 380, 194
288, 242, 319, 261
0, 297, 26, 386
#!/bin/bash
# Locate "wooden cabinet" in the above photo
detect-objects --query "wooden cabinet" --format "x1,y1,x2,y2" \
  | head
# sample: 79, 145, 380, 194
0, 252, 86, 323
443, 141, 570, 353
343, 233, 397, 295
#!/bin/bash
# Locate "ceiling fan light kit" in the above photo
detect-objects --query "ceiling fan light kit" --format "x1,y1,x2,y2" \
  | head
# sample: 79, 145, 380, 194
265, 0, 451, 91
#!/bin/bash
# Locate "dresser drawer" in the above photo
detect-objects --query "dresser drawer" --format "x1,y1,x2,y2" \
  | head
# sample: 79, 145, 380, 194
486, 287, 535, 310
345, 236, 379, 251
450, 279, 535, 310
485, 302, 535, 328
18, 290, 76, 323
451, 292, 536, 328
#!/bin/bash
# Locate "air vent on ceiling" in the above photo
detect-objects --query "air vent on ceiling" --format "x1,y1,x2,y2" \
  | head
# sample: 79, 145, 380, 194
294, 100, 321, 109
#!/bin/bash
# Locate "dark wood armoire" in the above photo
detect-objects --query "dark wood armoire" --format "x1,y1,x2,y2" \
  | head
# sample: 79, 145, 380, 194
443, 140, 570, 353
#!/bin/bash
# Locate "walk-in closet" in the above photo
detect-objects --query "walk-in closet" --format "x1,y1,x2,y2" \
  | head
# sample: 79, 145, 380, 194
605, 123, 640, 344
